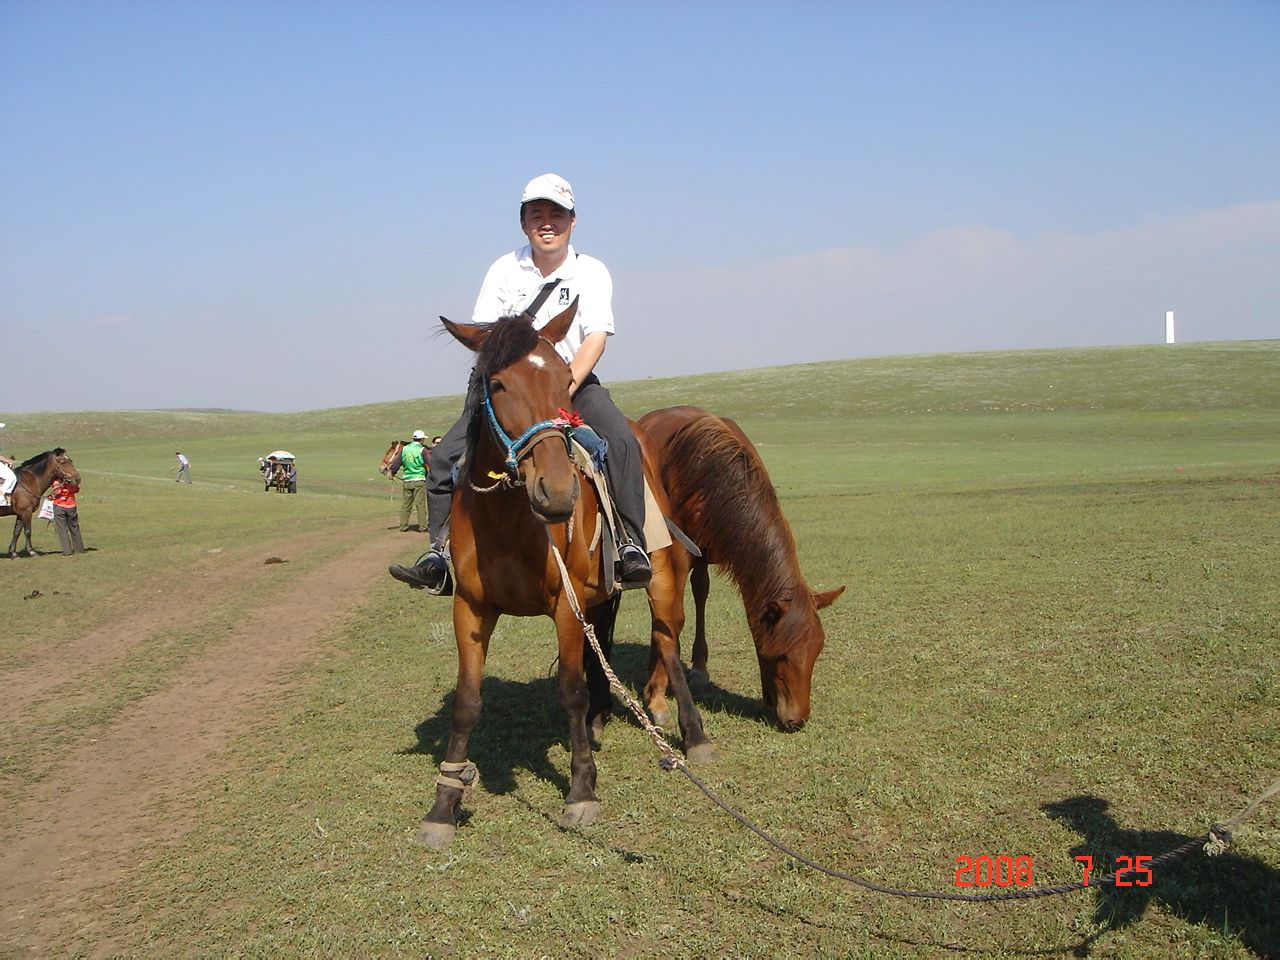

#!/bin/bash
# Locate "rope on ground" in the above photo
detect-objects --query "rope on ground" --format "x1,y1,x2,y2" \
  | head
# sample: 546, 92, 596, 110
544, 526, 1277, 903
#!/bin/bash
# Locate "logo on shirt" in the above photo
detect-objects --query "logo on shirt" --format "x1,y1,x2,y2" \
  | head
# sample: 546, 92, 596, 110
559, 287, 571, 305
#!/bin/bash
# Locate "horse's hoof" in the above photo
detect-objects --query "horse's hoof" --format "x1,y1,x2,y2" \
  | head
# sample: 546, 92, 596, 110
688, 669, 710, 690
686, 741, 719, 764
558, 800, 601, 829
649, 706, 671, 728
413, 820, 456, 850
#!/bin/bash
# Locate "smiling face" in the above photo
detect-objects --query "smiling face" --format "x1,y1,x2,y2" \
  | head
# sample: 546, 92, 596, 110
520, 200, 575, 271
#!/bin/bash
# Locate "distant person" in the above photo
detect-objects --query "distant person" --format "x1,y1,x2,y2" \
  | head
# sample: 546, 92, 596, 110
389, 173, 651, 594
397, 430, 428, 532
0, 423, 15, 506
424, 436, 443, 469
50, 476, 86, 555
174, 451, 191, 483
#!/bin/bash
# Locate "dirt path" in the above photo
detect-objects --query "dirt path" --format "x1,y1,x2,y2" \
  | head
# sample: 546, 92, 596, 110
0, 521, 416, 955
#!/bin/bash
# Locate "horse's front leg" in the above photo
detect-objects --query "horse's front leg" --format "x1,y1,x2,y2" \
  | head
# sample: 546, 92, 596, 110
647, 548, 717, 763
22, 516, 36, 557
555, 604, 600, 829
415, 597, 496, 850
644, 545, 691, 724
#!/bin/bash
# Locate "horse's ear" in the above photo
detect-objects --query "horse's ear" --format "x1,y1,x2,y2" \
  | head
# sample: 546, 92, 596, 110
540, 297, 579, 345
760, 599, 787, 629
441, 316, 490, 353
813, 585, 846, 610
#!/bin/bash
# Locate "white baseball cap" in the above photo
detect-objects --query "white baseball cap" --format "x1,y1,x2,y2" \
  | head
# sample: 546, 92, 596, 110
521, 173, 574, 210
412, 429, 426, 441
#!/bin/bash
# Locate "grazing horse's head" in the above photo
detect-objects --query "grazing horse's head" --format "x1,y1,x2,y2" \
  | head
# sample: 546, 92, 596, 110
755, 584, 846, 731
443, 302, 581, 523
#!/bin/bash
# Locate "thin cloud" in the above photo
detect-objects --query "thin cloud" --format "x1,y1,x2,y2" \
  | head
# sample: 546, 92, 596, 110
612, 201, 1279, 380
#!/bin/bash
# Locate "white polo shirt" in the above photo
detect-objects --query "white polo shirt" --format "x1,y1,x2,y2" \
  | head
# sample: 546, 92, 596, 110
471, 244, 615, 365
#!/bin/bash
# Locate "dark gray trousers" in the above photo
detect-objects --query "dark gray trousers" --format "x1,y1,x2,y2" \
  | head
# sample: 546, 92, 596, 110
426, 374, 646, 549
54, 505, 84, 554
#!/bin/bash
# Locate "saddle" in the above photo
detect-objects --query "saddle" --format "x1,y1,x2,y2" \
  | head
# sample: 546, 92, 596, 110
566, 433, 671, 595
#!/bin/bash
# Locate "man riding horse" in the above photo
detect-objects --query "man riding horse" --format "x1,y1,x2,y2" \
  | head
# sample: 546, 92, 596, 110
389, 174, 651, 595
0, 424, 17, 507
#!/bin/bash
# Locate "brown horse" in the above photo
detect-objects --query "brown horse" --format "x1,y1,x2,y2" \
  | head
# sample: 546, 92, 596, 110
636, 407, 845, 731
379, 439, 407, 477
1, 448, 81, 558
416, 306, 713, 850
268, 462, 296, 493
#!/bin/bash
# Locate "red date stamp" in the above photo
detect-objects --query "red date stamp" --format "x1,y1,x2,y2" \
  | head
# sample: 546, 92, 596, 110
954, 855, 1035, 887
1074, 855, 1154, 886
953, 854, 1156, 888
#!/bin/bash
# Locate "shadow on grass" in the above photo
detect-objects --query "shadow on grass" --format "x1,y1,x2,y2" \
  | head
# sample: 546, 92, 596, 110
1042, 795, 1279, 958
401, 634, 773, 799
711, 795, 1278, 958
404, 673, 571, 796
605, 639, 774, 726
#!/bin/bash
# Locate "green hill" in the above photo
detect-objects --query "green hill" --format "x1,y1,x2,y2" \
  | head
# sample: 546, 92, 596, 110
3, 339, 1277, 958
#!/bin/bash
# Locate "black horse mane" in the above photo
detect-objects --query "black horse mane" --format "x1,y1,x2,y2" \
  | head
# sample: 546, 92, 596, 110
17, 448, 66, 471
462, 315, 542, 456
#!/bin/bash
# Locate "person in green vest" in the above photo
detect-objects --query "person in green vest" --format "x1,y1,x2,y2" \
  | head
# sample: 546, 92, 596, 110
397, 430, 428, 532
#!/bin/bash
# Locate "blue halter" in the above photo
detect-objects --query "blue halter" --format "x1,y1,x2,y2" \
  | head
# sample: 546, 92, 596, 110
482, 379, 573, 476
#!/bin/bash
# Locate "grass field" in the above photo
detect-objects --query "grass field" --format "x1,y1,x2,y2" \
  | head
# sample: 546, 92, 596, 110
2, 340, 1278, 958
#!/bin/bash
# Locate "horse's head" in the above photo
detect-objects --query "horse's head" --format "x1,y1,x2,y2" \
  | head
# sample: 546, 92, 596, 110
756, 584, 845, 730
443, 302, 581, 523
49, 448, 80, 485
379, 440, 405, 476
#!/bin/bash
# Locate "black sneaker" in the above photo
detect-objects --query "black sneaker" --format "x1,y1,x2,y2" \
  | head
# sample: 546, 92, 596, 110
389, 550, 452, 595
617, 544, 651, 590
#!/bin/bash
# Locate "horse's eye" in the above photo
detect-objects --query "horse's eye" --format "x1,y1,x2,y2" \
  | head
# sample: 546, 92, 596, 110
489, 379, 505, 394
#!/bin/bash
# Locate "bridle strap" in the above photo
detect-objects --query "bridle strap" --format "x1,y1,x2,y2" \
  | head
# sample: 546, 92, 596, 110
482, 380, 573, 474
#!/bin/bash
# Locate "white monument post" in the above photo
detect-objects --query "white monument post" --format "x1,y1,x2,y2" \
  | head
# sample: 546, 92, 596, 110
1165, 310, 1176, 344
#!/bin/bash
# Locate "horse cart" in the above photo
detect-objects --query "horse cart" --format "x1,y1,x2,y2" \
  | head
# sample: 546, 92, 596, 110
260, 451, 298, 493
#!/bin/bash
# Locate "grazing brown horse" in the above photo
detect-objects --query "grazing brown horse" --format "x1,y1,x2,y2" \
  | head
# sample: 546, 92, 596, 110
637, 407, 845, 731
416, 306, 713, 850
1, 448, 81, 558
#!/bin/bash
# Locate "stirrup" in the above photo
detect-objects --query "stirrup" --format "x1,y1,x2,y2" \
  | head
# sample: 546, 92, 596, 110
617, 543, 651, 590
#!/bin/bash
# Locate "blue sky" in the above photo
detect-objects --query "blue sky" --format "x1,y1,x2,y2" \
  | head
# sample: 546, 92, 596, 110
2, 0, 1277, 412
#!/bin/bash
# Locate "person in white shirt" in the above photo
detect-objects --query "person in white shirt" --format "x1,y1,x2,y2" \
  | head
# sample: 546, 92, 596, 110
390, 173, 651, 595
0, 424, 16, 505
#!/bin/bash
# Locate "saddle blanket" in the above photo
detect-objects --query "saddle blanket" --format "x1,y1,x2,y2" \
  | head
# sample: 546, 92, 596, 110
569, 438, 671, 553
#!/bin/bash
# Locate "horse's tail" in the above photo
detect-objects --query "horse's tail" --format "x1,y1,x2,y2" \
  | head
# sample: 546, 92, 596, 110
658, 414, 796, 592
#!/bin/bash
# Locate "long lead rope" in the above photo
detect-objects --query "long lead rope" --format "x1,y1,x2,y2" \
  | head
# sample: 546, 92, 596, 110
544, 527, 1277, 903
